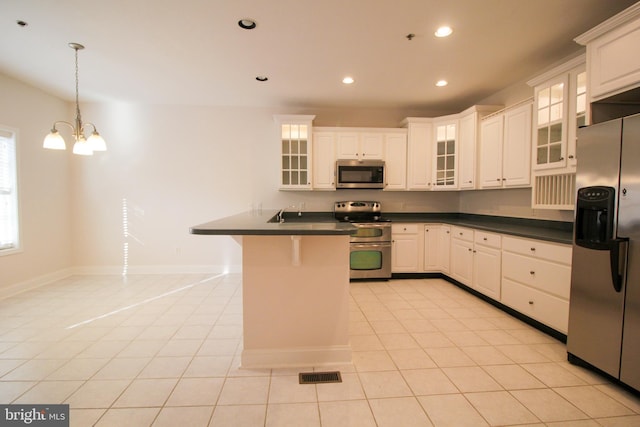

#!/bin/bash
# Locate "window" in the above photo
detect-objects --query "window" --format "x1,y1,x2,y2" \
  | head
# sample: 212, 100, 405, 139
0, 127, 19, 254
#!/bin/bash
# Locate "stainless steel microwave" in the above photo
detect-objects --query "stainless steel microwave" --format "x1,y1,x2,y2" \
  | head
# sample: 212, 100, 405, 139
336, 159, 385, 189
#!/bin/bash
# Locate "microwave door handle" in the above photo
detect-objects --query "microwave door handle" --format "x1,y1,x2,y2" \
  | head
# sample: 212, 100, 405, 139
609, 237, 628, 293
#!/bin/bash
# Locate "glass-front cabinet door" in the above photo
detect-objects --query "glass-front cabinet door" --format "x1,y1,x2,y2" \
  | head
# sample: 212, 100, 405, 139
567, 68, 587, 168
433, 122, 457, 189
534, 75, 567, 170
275, 115, 315, 190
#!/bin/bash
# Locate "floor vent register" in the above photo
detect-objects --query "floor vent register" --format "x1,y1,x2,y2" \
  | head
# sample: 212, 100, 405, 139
298, 371, 342, 384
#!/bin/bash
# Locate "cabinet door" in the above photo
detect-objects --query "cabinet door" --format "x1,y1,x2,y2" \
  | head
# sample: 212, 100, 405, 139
312, 131, 336, 190
437, 225, 451, 273
336, 132, 360, 159
479, 114, 504, 188
424, 225, 438, 271
450, 238, 473, 285
567, 67, 587, 168
279, 121, 312, 189
473, 245, 501, 300
503, 102, 531, 187
533, 75, 568, 170
458, 112, 477, 189
587, 16, 640, 101
433, 122, 458, 190
384, 133, 407, 190
360, 133, 384, 159
406, 122, 433, 190
392, 234, 420, 272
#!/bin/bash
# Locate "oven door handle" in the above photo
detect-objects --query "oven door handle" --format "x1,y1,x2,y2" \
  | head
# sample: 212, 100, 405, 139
353, 223, 390, 228
351, 243, 391, 249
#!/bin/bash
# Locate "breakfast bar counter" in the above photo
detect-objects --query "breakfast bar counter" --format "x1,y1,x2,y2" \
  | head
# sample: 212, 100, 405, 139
191, 210, 354, 369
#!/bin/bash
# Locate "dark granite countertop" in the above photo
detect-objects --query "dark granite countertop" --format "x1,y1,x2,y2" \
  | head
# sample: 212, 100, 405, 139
384, 213, 573, 245
190, 210, 573, 244
190, 210, 355, 236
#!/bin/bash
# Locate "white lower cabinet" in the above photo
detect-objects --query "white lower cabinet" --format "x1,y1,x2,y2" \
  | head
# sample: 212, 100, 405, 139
424, 224, 451, 272
472, 231, 502, 301
436, 225, 451, 273
450, 227, 474, 285
392, 224, 421, 272
501, 235, 572, 333
451, 227, 502, 300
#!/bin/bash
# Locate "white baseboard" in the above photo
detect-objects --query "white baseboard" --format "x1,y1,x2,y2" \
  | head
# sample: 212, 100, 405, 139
70, 264, 242, 275
0, 264, 242, 300
241, 345, 353, 369
0, 268, 74, 300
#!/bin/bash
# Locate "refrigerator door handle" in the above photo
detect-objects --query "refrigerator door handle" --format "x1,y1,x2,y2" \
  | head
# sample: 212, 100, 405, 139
609, 237, 629, 292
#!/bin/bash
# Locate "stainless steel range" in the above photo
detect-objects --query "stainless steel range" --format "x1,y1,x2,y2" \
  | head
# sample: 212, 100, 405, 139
334, 201, 391, 280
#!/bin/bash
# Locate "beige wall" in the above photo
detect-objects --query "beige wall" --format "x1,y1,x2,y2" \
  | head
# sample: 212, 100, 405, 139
458, 188, 574, 222
0, 73, 73, 295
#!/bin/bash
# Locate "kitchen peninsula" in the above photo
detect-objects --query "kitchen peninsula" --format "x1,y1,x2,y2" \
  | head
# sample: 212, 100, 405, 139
192, 208, 575, 368
190, 210, 355, 369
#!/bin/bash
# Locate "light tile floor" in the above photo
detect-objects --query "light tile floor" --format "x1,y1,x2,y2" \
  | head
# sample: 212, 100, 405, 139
1, 273, 639, 426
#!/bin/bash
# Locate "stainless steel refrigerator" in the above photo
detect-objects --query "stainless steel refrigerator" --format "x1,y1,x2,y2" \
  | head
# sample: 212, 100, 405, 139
567, 112, 640, 391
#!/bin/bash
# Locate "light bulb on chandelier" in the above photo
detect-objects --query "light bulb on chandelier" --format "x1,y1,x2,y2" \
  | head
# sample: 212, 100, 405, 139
43, 43, 107, 155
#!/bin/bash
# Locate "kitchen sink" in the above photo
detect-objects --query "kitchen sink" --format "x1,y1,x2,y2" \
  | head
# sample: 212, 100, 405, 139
268, 212, 337, 223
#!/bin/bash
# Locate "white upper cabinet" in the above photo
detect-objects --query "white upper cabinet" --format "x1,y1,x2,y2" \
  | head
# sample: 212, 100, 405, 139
403, 118, 433, 190
528, 55, 585, 174
479, 102, 532, 189
432, 120, 458, 190
312, 131, 336, 190
274, 115, 315, 190
502, 102, 532, 187
458, 106, 502, 190
336, 132, 384, 160
458, 112, 477, 189
534, 75, 568, 171
383, 131, 408, 191
479, 114, 504, 188
575, 3, 640, 101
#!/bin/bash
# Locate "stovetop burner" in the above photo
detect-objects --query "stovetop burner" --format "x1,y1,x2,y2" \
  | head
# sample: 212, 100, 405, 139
334, 201, 389, 223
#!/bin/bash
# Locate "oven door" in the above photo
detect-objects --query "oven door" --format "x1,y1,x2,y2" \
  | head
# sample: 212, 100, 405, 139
349, 223, 392, 243
349, 242, 392, 279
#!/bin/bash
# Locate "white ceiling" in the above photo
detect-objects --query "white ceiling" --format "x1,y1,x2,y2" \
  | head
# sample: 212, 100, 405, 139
0, 0, 637, 112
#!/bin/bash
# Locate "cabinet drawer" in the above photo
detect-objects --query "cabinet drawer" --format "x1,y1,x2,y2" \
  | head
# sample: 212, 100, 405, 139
502, 278, 569, 333
502, 252, 571, 299
474, 231, 502, 249
503, 236, 572, 265
392, 223, 419, 234
451, 226, 474, 242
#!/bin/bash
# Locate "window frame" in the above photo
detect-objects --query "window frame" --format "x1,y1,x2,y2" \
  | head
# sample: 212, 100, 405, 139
0, 125, 21, 256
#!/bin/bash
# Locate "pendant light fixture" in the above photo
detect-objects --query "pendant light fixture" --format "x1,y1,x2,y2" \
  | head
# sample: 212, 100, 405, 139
43, 43, 106, 155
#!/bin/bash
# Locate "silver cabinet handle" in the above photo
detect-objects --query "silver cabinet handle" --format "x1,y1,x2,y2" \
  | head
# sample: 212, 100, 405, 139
528, 300, 534, 305
530, 271, 535, 275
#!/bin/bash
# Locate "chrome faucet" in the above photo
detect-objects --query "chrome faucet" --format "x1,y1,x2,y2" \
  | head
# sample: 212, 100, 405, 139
277, 208, 286, 223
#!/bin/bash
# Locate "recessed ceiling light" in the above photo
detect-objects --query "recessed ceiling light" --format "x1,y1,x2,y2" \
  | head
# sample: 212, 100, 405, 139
435, 26, 453, 38
256, 76, 268, 82
238, 19, 257, 30
436, 80, 448, 87
342, 76, 355, 85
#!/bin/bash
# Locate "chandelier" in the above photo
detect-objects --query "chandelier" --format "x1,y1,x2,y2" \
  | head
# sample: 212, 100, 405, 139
43, 43, 106, 155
